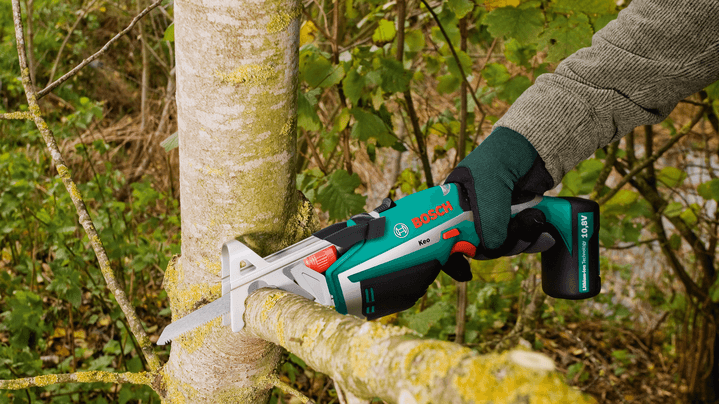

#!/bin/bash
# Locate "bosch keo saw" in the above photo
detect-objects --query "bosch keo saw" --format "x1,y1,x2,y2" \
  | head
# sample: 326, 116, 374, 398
157, 183, 600, 344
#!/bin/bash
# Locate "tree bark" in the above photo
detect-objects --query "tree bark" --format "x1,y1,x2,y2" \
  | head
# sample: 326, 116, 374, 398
162, 0, 311, 401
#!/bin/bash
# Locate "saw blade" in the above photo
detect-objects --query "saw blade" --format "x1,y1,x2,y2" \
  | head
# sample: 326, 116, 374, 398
156, 295, 230, 345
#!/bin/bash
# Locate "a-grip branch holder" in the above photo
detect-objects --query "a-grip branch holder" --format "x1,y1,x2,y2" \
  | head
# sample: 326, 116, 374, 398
220, 237, 334, 331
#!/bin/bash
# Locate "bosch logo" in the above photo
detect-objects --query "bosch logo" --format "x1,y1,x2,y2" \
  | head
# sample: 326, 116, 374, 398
411, 201, 453, 228
393, 223, 409, 238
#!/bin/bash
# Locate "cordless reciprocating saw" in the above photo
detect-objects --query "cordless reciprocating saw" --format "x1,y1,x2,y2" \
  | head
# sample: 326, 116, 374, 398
158, 183, 600, 344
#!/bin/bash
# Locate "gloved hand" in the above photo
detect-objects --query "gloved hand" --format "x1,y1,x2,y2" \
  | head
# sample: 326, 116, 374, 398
441, 126, 556, 281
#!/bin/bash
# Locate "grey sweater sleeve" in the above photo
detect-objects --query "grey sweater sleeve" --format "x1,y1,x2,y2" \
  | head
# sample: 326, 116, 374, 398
495, 0, 719, 185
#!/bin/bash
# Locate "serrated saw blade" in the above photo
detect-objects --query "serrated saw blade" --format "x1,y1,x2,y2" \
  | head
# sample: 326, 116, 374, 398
156, 295, 230, 345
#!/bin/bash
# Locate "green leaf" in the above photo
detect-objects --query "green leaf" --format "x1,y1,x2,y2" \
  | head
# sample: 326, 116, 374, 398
606, 189, 638, 206
343, 69, 365, 106
298, 89, 322, 131
437, 74, 460, 94
482, 5, 545, 45
498, 75, 531, 103
657, 166, 687, 188
567, 362, 584, 381
504, 38, 535, 68
447, 0, 474, 19
163, 23, 174, 42
664, 201, 684, 218
538, 13, 593, 63
592, 13, 617, 32
350, 108, 395, 147
405, 29, 426, 54
302, 54, 345, 88
379, 58, 412, 93
372, 19, 396, 43
316, 170, 367, 220
334, 108, 351, 132
680, 207, 698, 226
345, 0, 358, 18
404, 301, 451, 335
704, 81, 718, 116
160, 132, 179, 153
551, 0, 616, 15
698, 178, 719, 202
482, 63, 510, 87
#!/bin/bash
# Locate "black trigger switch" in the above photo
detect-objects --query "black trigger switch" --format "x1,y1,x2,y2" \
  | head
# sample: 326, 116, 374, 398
373, 197, 396, 213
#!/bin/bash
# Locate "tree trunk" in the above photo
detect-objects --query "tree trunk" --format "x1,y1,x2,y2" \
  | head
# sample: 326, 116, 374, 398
161, 0, 311, 401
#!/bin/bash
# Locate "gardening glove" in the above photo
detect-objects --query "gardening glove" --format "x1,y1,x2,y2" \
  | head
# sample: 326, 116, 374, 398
441, 126, 556, 282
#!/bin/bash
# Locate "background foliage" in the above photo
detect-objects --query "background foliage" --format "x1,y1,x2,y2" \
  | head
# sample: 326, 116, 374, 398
0, 0, 717, 402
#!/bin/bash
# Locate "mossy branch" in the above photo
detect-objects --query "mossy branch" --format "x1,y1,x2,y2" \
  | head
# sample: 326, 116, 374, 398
11, 0, 160, 371
244, 289, 593, 404
0, 371, 158, 390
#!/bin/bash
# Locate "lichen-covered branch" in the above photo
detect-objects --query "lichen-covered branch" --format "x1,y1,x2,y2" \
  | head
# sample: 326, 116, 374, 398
0, 371, 157, 390
245, 289, 594, 404
0, 111, 34, 120
11, 0, 160, 371
36, 0, 163, 99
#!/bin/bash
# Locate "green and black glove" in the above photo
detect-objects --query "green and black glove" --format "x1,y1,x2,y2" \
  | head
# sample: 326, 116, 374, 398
442, 127, 555, 281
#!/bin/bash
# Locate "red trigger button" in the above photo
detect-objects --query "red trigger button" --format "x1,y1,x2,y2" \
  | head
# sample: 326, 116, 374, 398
442, 228, 460, 239
451, 241, 476, 257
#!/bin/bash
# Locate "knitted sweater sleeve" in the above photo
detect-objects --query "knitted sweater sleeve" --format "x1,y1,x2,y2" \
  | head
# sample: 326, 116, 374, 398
494, 0, 719, 185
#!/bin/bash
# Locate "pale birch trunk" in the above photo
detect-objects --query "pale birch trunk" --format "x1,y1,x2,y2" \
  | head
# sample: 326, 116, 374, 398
161, 0, 312, 401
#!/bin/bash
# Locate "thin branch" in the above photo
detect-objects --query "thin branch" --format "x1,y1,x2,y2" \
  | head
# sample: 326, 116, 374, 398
589, 140, 618, 200
11, 0, 161, 371
472, 37, 497, 94
0, 111, 34, 120
37, 0, 163, 99
419, 0, 484, 116
303, 131, 328, 174
397, 0, 434, 187
597, 107, 705, 206
0, 371, 156, 390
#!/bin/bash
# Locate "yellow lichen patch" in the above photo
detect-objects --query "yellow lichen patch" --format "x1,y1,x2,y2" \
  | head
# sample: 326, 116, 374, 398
33, 375, 58, 387
402, 341, 468, 388
68, 182, 83, 201
277, 317, 286, 346
201, 257, 222, 276
215, 385, 260, 402
57, 164, 69, 178
202, 165, 224, 177
176, 316, 222, 354
162, 367, 200, 404
215, 64, 275, 85
165, 263, 221, 319
261, 291, 284, 322
122, 371, 154, 385
266, 7, 302, 34
452, 350, 594, 404
5, 378, 31, 389
301, 320, 325, 347
349, 322, 415, 379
